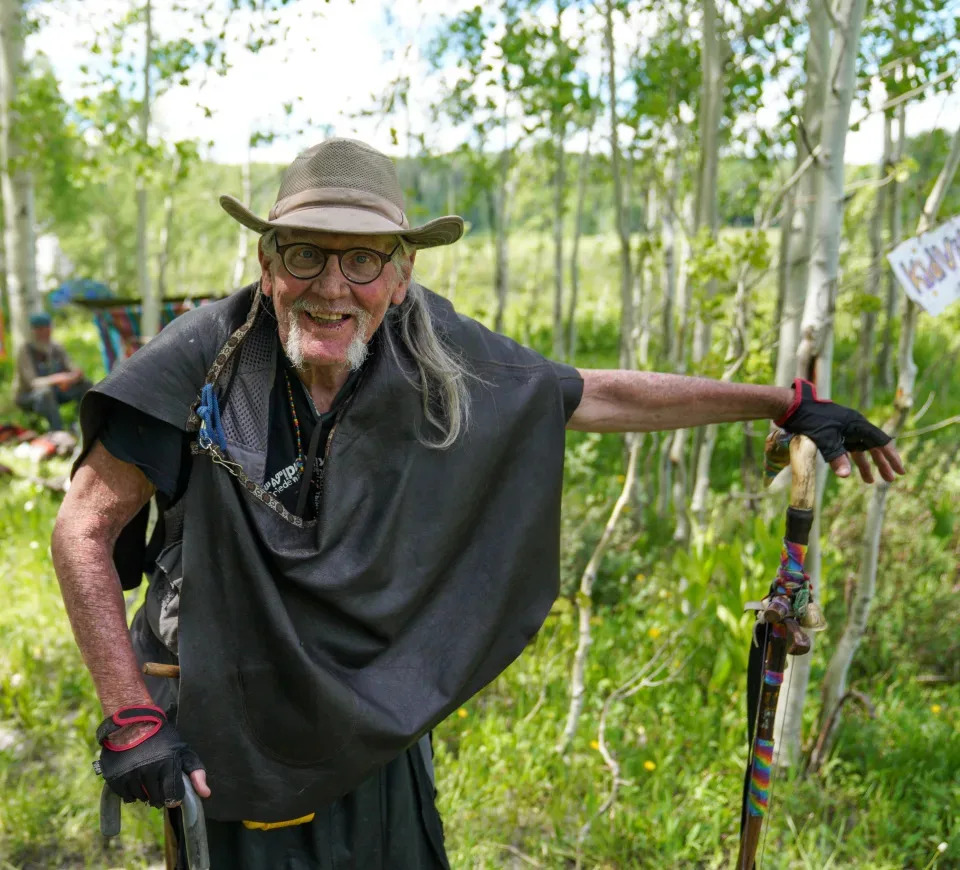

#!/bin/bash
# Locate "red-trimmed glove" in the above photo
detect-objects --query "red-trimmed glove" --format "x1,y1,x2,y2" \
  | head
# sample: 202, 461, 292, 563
93, 705, 204, 808
775, 378, 891, 462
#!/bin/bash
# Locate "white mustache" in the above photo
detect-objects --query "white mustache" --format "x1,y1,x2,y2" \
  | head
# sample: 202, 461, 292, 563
282, 300, 373, 373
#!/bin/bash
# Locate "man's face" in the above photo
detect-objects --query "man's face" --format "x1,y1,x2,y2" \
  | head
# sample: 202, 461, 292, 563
259, 229, 413, 373
32, 325, 52, 346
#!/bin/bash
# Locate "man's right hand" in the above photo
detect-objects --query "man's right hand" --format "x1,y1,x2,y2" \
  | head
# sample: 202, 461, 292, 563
94, 705, 210, 807
44, 371, 79, 389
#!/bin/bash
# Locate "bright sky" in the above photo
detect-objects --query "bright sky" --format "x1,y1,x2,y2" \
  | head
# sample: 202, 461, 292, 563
30, 0, 960, 168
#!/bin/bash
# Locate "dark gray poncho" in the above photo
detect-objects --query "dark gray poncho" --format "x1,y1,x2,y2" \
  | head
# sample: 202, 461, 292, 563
82, 284, 574, 821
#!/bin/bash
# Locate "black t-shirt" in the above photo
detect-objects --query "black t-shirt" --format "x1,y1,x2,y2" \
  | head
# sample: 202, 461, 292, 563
100, 343, 583, 520
256, 357, 362, 519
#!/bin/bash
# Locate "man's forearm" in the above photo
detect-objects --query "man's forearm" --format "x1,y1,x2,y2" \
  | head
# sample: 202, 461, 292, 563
52, 445, 156, 716
569, 370, 793, 433
52, 520, 153, 715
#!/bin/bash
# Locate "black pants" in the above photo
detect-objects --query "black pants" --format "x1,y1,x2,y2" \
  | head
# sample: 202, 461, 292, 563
173, 740, 449, 870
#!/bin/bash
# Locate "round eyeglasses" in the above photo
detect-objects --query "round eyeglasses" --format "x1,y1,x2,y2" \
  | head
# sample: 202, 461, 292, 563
276, 242, 400, 285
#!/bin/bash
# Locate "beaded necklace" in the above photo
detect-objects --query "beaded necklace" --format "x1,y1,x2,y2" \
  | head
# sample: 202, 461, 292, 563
283, 369, 306, 475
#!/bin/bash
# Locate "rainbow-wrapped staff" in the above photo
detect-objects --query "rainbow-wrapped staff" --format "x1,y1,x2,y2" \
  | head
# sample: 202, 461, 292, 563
736, 433, 826, 869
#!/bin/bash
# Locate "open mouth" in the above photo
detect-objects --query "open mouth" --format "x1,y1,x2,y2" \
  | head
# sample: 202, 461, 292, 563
302, 311, 352, 327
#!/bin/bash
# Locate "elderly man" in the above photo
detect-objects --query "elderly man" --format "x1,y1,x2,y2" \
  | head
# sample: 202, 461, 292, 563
14, 312, 90, 431
51, 138, 902, 869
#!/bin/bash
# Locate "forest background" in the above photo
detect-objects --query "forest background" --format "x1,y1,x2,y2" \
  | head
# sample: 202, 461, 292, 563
1, 0, 959, 868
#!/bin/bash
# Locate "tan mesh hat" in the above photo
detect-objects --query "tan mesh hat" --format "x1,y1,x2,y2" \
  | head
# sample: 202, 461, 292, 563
220, 138, 464, 249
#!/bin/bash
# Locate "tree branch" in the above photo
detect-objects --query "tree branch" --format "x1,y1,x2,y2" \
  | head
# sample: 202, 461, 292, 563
557, 435, 643, 754
850, 66, 959, 129
573, 629, 689, 869
897, 414, 960, 439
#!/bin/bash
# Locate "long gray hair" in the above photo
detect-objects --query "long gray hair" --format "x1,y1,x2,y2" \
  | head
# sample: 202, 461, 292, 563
260, 230, 471, 449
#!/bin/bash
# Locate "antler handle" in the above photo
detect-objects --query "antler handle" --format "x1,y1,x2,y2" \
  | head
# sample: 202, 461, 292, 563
788, 435, 817, 512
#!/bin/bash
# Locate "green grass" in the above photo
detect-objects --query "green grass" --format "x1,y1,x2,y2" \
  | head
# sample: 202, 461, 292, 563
2, 229, 959, 868
0, 470, 163, 869
428, 410, 960, 869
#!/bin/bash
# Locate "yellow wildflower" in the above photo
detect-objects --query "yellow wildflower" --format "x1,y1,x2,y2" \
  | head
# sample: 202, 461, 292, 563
643, 760, 656, 772
648, 627, 661, 639
457, 708, 468, 718
930, 704, 942, 714
590, 740, 600, 750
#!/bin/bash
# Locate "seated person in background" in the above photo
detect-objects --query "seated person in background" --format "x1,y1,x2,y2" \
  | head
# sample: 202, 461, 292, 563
14, 312, 91, 431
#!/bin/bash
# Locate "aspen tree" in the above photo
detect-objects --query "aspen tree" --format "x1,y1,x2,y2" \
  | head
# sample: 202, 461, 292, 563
0, 0, 39, 351
774, 0, 869, 766
813, 115, 960, 769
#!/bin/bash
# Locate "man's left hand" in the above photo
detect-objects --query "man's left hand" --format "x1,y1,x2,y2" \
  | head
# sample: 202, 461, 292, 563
775, 379, 905, 483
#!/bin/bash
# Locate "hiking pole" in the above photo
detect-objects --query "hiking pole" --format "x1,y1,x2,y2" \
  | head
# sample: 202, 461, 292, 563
100, 775, 209, 870
736, 432, 826, 869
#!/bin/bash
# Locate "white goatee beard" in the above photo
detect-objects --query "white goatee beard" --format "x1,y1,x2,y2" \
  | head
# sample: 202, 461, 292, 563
283, 309, 306, 370
283, 303, 373, 373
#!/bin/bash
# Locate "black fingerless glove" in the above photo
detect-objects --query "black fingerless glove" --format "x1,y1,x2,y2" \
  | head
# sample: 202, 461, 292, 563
775, 378, 891, 462
93, 705, 204, 808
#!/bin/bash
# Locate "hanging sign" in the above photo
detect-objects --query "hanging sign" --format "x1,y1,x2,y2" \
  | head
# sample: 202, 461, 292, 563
887, 213, 960, 316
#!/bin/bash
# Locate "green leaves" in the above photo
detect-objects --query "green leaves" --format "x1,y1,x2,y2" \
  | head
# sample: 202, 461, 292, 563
685, 226, 768, 289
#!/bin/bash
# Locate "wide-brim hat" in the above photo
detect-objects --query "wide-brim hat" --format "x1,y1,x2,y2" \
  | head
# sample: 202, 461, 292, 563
220, 137, 464, 249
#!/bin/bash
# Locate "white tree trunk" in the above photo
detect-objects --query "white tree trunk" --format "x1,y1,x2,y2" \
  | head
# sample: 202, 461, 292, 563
138, 0, 157, 337
552, 125, 566, 359
603, 0, 633, 369
667, 194, 693, 535
796, 0, 866, 391
687, 0, 725, 525
670, 192, 692, 373
0, 0, 38, 352
691, 0, 722, 366
661, 145, 680, 366
444, 174, 461, 302
558, 435, 642, 752
816, 117, 960, 762
492, 139, 513, 333
878, 102, 905, 390
636, 184, 655, 368
858, 109, 892, 408
692, 262, 751, 522
156, 185, 175, 300
773, 0, 868, 768
567, 122, 594, 358
774, 182, 795, 370
669, 427, 690, 542
774, 0, 828, 389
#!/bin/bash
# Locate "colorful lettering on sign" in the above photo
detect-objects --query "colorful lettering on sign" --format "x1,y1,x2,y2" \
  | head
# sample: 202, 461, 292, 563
900, 231, 960, 290
888, 218, 960, 316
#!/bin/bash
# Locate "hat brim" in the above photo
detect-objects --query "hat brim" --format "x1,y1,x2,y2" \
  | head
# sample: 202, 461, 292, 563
219, 195, 464, 249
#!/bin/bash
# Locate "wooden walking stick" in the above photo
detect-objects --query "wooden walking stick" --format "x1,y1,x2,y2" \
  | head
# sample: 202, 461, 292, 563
736, 433, 826, 869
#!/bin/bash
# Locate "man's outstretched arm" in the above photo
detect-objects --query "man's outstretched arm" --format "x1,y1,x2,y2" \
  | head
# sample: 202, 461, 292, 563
568, 370, 905, 482
52, 443, 210, 800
